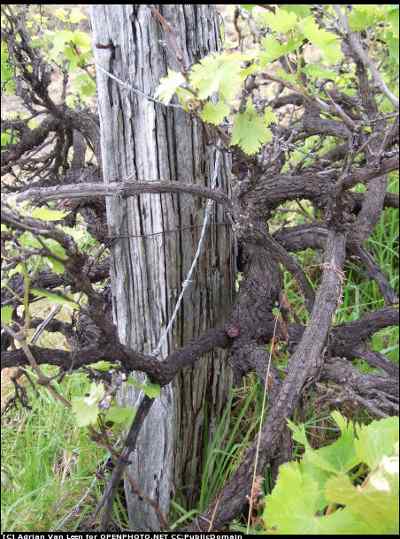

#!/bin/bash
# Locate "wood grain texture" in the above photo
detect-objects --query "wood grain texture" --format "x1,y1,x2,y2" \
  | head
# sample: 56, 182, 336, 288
90, 5, 234, 530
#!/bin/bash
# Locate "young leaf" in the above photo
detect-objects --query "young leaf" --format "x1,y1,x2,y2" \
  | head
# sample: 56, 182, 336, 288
19, 232, 42, 249
264, 106, 277, 126
31, 207, 67, 222
199, 101, 230, 125
281, 5, 311, 18
189, 52, 245, 102
1, 305, 14, 324
260, 8, 298, 33
89, 360, 115, 372
71, 31, 92, 53
301, 17, 343, 64
348, 5, 385, 32
231, 99, 272, 155
43, 239, 67, 261
69, 7, 87, 24
72, 73, 96, 99
354, 416, 399, 469
30, 288, 80, 309
45, 256, 65, 275
325, 462, 399, 534
264, 415, 399, 535
155, 70, 186, 104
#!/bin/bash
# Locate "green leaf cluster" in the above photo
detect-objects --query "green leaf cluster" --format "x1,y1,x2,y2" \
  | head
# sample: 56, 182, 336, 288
263, 413, 399, 535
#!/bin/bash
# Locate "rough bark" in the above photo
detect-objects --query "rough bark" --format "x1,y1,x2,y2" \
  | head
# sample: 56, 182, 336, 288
90, 5, 234, 530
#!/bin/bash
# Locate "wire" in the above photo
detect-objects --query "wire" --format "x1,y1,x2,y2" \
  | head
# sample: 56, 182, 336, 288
151, 145, 222, 357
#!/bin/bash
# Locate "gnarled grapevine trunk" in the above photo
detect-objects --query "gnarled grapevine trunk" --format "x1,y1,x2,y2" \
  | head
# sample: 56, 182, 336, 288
90, 5, 234, 530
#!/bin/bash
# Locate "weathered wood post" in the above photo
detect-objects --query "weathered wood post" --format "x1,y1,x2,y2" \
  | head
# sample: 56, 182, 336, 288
91, 5, 234, 530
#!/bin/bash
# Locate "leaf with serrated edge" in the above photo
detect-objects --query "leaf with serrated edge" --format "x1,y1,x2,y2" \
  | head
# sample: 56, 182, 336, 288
199, 101, 230, 125
231, 99, 272, 155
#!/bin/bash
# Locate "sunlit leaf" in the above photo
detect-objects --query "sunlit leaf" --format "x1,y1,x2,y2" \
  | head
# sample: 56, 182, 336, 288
30, 288, 79, 309
199, 101, 230, 125
1, 305, 14, 324
231, 99, 272, 155
31, 207, 68, 221
155, 70, 186, 104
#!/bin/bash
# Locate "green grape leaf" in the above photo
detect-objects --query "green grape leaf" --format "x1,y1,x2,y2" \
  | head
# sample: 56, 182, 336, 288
54, 8, 68, 22
51, 30, 75, 59
69, 7, 87, 24
199, 101, 230, 125
287, 419, 310, 447
1, 42, 16, 94
189, 52, 246, 102
89, 360, 115, 372
264, 415, 399, 535
263, 460, 373, 534
19, 232, 42, 249
8, 263, 23, 278
325, 462, 399, 534
30, 288, 80, 309
303, 64, 337, 81
31, 207, 68, 221
231, 99, 272, 155
71, 382, 105, 427
264, 106, 277, 126
72, 73, 96, 99
19, 232, 67, 261
301, 17, 343, 64
263, 461, 326, 534
42, 239, 67, 261
45, 256, 65, 275
155, 70, 186, 104
348, 5, 386, 32
281, 5, 311, 18
291, 412, 358, 476
1, 305, 14, 324
259, 36, 286, 65
260, 8, 298, 33
71, 31, 92, 53
354, 416, 399, 469
175, 87, 198, 111
106, 405, 136, 425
